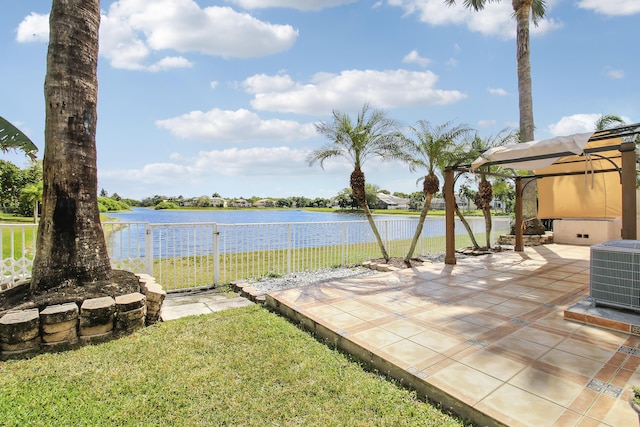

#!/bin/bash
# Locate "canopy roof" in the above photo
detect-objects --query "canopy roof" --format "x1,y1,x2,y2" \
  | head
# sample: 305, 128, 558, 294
468, 123, 640, 219
471, 123, 640, 173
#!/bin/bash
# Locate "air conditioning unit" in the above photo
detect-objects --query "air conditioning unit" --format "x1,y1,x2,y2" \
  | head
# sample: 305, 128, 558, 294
590, 240, 640, 312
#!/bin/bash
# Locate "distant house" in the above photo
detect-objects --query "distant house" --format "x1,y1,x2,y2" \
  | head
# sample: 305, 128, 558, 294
253, 199, 275, 208
211, 197, 227, 208
229, 198, 251, 208
376, 193, 410, 210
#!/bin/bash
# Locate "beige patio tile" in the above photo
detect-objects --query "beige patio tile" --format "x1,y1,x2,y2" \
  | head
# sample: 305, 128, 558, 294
442, 318, 491, 338
379, 318, 427, 338
539, 349, 604, 378
351, 326, 404, 350
304, 304, 344, 320
379, 339, 438, 368
600, 395, 640, 427
330, 299, 375, 313
323, 312, 366, 330
460, 350, 527, 381
509, 366, 585, 406
555, 337, 618, 363
412, 309, 457, 325
477, 383, 566, 427
428, 363, 503, 406
534, 311, 583, 332
571, 324, 630, 346
491, 335, 552, 361
460, 312, 507, 329
349, 306, 391, 322
512, 326, 566, 347
409, 329, 464, 353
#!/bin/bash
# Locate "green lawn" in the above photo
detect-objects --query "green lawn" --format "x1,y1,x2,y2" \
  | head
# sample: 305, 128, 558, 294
0, 306, 469, 427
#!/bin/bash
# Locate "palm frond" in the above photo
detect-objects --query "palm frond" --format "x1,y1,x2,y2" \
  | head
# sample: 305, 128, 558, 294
0, 116, 38, 160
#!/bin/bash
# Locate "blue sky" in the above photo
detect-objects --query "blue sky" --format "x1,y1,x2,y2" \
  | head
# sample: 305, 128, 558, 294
1, 0, 638, 200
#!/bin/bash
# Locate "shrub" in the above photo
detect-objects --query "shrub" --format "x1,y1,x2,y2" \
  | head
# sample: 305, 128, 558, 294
154, 201, 180, 210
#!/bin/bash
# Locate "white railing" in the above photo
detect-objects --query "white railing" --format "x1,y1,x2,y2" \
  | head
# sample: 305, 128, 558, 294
1, 216, 511, 292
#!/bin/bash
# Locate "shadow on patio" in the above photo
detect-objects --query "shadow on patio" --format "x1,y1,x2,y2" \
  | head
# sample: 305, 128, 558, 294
266, 244, 640, 427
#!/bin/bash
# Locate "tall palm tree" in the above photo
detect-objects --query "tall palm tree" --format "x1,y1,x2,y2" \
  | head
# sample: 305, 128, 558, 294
308, 103, 413, 262
595, 114, 625, 131
445, 0, 547, 232
0, 116, 38, 160
404, 121, 471, 264
31, 0, 112, 291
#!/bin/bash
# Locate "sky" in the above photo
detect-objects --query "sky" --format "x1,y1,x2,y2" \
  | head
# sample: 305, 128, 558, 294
1, 0, 638, 201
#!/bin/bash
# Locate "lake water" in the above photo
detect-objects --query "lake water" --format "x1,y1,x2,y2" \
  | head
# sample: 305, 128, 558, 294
104, 208, 425, 259
103, 208, 492, 259
105, 208, 402, 224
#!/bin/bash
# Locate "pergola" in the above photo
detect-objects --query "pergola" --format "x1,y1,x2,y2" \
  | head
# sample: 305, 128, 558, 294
443, 123, 640, 265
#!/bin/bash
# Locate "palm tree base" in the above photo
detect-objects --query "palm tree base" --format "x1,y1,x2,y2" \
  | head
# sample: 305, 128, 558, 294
511, 218, 546, 235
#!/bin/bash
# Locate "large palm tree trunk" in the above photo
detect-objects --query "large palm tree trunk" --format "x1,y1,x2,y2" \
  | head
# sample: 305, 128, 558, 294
351, 167, 390, 262
455, 205, 480, 250
513, 0, 543, 231
31, 0, 112, 292
404, 193, 433, 264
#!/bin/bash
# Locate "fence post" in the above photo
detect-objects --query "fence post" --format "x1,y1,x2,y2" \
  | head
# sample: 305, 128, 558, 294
213, 223, 220, 286
342, 222, 347, 265
287, 223, 292, 274
144, 223, 153, 275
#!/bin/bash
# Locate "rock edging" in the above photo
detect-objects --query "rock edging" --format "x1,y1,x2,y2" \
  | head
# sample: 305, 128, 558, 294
0, 274, 166, 357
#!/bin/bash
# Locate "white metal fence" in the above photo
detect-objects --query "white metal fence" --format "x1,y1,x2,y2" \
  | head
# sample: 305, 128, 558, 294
1, 216, 510, 292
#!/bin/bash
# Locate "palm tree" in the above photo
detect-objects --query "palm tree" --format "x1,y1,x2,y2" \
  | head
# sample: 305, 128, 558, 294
20, 182, 43, 223
404, 121, 471, 264
0, 116, 38, 160
466, 131, 516, 248
595, 114, 625, 131
31, 0, 112, 291
308, 103, 413, 262
445, 0, 547, 232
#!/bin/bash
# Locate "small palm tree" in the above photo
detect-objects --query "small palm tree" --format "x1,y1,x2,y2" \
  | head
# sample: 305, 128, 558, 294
0, 116, 38, 160
404, 120, 471, 264
20, 182, 43, 223
308, 103, 413, 262
468, 132, 516, 248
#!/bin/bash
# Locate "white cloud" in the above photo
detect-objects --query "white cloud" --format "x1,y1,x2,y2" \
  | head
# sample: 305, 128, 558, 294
547, 113, 601, 135
478, 120, 496, 128
155, 108, 318, 142
605, 68, 625, 79
147, 56, 193, 72
577, 0, 640, 16
402, 50, 431, 67
99, 146, 317, 196
226, 0, 356, 11
16, 0, 298, 71
210, 81, 219, 90
243, 69, 467, 115
387, 0, 562, 39
487, 87, 508, 96
15, 12, 49, 42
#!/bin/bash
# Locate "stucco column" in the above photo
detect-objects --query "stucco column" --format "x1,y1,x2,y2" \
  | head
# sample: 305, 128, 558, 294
620, 142, 637, 240
444, 168, 456, 265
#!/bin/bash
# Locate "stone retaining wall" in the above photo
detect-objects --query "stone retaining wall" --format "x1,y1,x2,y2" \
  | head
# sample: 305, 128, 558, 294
0, 274, 165, 357
497, 232, 554, 246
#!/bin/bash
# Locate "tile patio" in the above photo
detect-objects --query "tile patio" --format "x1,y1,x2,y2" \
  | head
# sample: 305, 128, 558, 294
266, 244, 640, 427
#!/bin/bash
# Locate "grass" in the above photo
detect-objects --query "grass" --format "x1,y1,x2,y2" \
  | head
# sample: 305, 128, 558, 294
0, 306, 469, 427
154, 232, 497, 290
